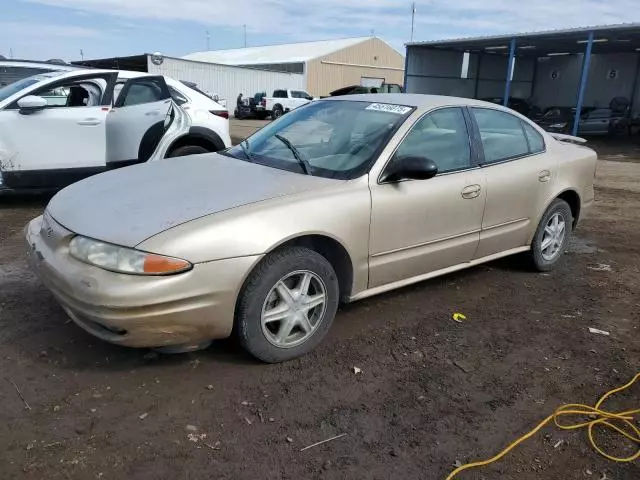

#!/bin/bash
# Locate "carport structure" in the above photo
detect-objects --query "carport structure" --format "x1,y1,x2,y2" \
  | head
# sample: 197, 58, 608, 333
405, 24, 640, 135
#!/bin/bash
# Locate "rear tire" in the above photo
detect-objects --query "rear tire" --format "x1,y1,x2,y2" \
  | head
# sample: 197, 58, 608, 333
168, 145, 209, 157
236, 247, 339, 363
528, 199, 573, 272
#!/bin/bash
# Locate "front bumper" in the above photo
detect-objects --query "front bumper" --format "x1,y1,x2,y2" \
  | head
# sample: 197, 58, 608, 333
25, 214, 261, 348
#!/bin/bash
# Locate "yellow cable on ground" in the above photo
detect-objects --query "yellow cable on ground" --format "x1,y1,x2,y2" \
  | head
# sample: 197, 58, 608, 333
446, 373, 640, 480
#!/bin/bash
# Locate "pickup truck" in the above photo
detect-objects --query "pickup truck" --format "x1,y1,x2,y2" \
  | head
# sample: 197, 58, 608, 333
262, 89, 314, 119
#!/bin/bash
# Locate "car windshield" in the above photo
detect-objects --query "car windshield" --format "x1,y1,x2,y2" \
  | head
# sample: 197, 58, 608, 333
0, 72, 63, 103
222, 100, 414, 179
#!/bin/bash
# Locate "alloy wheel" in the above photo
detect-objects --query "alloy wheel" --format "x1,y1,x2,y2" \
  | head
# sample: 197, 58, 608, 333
260, 270, 327, 348
541, 212, 566, 261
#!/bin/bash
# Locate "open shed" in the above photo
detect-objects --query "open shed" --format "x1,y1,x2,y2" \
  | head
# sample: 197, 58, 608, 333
405, 23, 640, 135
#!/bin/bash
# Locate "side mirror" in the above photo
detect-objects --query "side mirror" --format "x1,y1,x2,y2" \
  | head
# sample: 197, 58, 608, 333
17, 95, 48, 114
382, 156, 439, 182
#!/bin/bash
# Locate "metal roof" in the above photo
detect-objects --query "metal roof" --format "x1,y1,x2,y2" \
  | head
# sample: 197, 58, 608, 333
407, 23, 640, 57
183, 37, 374, 65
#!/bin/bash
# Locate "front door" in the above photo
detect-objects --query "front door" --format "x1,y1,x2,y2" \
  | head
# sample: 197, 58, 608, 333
106, 76, 174, 168
0, 72, 117, 189
290, 90, 312, 109
469, 107, 558, 259
368, 107, 486, 288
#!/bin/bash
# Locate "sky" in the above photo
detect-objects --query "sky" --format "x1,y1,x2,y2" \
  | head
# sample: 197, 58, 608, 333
2, 0, 640, 61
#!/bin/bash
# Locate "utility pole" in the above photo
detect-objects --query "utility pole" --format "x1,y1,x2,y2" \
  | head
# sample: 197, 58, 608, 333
243, 24, 247, 47
80, 49, 84, 60
206, 30, 210, 51
9, 47, 13, 59
411, 2, 416, 42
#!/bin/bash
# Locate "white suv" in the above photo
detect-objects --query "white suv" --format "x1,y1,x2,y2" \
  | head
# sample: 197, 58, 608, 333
0, 68, 231, 192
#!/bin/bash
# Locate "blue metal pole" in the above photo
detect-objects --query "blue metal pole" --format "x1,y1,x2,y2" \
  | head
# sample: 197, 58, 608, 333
573, 31, 594, 137
403, 46, 409, 92
503, 38, 516, 106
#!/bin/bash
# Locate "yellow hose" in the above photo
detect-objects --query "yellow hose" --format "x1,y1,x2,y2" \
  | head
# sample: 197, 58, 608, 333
446, 373, 640, 480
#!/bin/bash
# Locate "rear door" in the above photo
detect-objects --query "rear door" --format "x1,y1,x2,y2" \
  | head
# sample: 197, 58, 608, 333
106, 75, 173, 168
470, 107, 557, 259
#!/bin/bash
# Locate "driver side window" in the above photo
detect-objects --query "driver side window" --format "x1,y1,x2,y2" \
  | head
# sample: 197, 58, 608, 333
12, 78, 105, 109
393, 107, 471, 174
35, 82, 101, 108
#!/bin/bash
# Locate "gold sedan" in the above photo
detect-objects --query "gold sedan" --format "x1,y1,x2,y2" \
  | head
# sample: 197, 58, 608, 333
25, 94, 597, 362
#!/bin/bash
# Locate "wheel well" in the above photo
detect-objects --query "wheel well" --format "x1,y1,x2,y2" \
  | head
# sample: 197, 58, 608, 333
167, 133, 223, 156
273, 103, 283, 110
557, 190, 581, 227
275, 235, 354, 301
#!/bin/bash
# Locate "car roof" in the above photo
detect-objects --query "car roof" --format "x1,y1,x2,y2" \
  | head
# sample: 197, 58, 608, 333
0, 60, 79, 71
323, 93, 508, 110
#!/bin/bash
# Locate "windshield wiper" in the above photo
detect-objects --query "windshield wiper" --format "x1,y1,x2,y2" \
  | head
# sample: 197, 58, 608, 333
274, 134, 312, 175
240, 139, 254, 162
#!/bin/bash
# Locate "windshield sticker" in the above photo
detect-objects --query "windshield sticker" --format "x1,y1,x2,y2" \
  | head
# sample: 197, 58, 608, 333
365, 103, 412, 115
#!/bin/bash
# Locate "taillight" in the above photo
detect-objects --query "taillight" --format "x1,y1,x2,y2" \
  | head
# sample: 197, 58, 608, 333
210, 110, 229, 119
261, 98, 266, 107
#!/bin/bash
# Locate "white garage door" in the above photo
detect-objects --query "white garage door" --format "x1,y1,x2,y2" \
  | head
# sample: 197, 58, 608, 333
361, 77, 384, 87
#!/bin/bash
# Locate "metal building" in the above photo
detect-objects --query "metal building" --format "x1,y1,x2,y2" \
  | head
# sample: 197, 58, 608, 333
405, 24, 640, 135
184, 37, 405, 97
73, 54, 305, 112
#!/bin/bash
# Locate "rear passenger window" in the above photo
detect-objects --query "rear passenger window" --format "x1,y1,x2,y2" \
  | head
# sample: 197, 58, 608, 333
168, 86, 188, 105
472, 108, 529, 164
394, 107, 471, 173
122, 81, 163, 106
522, 121, 545, 154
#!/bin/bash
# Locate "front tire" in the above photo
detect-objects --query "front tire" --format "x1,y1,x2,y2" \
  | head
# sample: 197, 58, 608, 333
236, 247, 339, 363
528, 199, 573, 271
271, 105, 284, 120
168, 145, 209, 157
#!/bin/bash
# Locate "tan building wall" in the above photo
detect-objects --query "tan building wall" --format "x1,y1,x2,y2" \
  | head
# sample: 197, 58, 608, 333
306, 38, 405, 97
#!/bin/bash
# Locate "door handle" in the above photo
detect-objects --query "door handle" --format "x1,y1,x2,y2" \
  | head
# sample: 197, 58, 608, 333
77, 118, 101, 126
538, 170, 552, 182
461, 184, 481, 199
145, 110, 160, 116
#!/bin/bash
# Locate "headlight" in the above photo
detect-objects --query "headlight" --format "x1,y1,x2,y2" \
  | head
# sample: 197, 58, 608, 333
69, 236, 191, 275
549, 123, 568, 129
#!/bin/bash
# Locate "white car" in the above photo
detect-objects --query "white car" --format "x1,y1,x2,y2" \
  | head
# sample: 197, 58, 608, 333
0, 68, 231, 192
263, 89, 315, 119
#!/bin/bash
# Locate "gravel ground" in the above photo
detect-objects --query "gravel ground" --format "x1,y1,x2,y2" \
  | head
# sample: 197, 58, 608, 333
0, 127, 638, 479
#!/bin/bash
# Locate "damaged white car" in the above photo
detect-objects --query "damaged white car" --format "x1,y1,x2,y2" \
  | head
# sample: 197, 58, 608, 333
0, 69, 229, 192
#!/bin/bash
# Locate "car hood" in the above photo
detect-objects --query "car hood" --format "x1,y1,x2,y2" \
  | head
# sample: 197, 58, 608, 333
47, 154, 336, 248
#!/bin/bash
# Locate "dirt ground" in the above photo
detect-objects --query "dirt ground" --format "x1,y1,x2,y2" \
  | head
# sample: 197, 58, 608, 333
0, 129, 639, 480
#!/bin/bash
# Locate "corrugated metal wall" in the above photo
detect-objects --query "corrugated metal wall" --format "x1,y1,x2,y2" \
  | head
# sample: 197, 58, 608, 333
406, 46, 640, 114
405, 48, 534, 100
534, 53, 640, 111
147, 56, 305, 112
405, 48, 476, 97
306, 38, 405, 97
